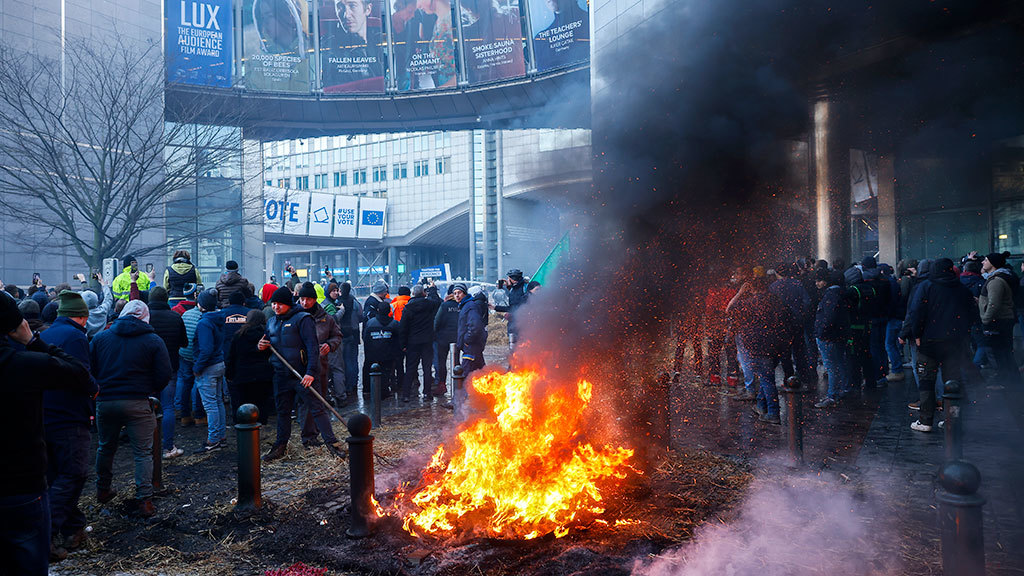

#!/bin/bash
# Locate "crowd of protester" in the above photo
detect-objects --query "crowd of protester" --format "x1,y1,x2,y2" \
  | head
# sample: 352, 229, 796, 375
0, 251, 541, 574
676, 251, 1013, 433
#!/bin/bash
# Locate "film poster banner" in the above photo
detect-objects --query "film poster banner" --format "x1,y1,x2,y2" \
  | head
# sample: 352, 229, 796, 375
459, 0, 525, 85
308, 193, 336, 236
333, 195, 359, 238
390, 0, 457, 92
529, 0, 588, 72
357, 197, 387, 239
283, 191, 311, 235
243, 0, 313, 92
319, 0, 386, 93
166, 0, 233, 87
263, 187, 288, 233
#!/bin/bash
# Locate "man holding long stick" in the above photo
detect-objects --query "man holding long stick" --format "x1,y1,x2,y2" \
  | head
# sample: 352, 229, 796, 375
259, 286, 345, 461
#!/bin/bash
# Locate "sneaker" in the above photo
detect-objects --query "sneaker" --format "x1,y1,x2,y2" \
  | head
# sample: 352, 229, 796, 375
726, 375, 740, 387
193, 440, 223, 454
760, 413, 781, 425
732, 389, 756, 401
908, 401, 921, 411
814, 397, 837, 409
885, 372, 906, 382
751, 404, 766, 417
709, 375, 722, 386
162, 447, 184, 460
938, 420, 945, 429
137, 499, 156, 518
326, 442, 347, 459
97, 488, 117, 504
910, 420, 933, 432
262, 444, 287, 462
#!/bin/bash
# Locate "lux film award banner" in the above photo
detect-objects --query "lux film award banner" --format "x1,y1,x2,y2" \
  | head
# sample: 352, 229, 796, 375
307, 192, 336, 237
333, 195, 359, 238
283, 191, 311, 234
166, 0, 233, 87
357, 197, 387, 239
263, 187, 288, 233
243, 0, 313, 92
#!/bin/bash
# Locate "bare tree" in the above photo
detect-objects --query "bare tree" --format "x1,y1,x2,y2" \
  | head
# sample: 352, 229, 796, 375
0, 37, 255, 272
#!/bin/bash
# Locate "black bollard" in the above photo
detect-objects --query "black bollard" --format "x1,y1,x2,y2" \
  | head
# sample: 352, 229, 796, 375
346, 413, 375, 538
235, 404, 262, 510
149, 397, 165, 495
452, 365, 466, 417
942, 380, 964, 461
937, 460, 986, 576
649, 372, 671, 451
780, 377, 804, 467
369, 363, 382, 428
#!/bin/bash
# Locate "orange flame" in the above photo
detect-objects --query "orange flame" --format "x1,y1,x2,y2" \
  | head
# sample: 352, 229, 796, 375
398, 368, 636, 539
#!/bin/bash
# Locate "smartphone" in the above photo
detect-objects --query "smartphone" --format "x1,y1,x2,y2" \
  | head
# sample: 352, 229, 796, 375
32, 272, 40, 282
146, 263, 154, 274
74, 273, 86, 282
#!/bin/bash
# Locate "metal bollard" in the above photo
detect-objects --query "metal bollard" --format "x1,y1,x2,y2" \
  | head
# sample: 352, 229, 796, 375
649, 372, 671, 451
452, 365, 466, 417
369, 363, 382, 428
234, 404, 262, 510
149, 397, 165, 495
449, 343, 457, 392
346, 413, 375, 538
942, 380, 963, 461
937, 460, 985, 576
780, 376, 804, 467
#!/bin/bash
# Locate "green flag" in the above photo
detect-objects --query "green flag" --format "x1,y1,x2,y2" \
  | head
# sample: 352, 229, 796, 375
531, 231, 571, 286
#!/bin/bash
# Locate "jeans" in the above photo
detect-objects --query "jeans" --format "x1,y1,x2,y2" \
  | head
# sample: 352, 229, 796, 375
748, 355, 780, 416
735, 335, 755, 394
95, 399, 155, 500
405, 341, 435, 398
817, 338, 851, 399
194, 362, 227, 444
884, 319, 904, 374
176, 359, 205, 419
273, 369, 337, 446
985, 319, 1021, 385
0, 491, 50, 576
915, 339, 967, 426
46, 426, 90, 538
869, 319, 890, 376
160, 376, 176, 451
435, 341, 453, 396
342, 340, 359, 398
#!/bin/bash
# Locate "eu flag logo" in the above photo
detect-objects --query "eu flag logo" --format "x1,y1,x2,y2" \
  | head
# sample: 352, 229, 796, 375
362, 210, 384, 226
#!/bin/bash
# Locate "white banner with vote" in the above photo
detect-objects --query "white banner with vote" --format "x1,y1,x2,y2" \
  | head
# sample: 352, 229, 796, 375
283, 191, 310, 235
307, 193, 335, 237
263, 187, 287, 233
333, 195, 359, 238
357, 197, 387, 239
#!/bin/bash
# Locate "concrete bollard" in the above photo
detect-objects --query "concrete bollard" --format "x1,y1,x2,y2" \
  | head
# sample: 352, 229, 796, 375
234, 404, 262, 511
346, 413, 375, 539
149, 397, 165, 494
937, 460, 986, 576
452, 365, 466, 417
942, 380, 964, 462
369, 363, 382, 428
780, 376, 804, 467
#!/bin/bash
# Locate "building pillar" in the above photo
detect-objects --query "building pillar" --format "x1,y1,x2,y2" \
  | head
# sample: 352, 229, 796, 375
346, 250, 356, 284
240, 135, 266, 283
811, 96, 851, 266
387, 246, 399, 288
877, 155, 897, 265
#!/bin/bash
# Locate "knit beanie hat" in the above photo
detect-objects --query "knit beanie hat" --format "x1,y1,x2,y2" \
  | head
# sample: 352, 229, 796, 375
183, 283, 198, 297
398, 286, 411, 297
197, 288, 219, 311
57, 290, 90, 317
270, 285, 294, 305
18, 299, 40, 319
149, 286, 169, 303
298, 282, 318, 299
121, 254, 136, 266
860, 256, 877, 269
226, 260, 239, 271
261, 283, 277, 303
327, 282, 339, 294
986, 252, 1007, 269
229, 291, 246, 306
119, 300, 151, 323
371, 280, 389, 295
0, 291, 24, 333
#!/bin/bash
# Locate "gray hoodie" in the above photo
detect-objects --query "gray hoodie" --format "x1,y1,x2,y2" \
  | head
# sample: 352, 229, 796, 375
82, 285, 114, 338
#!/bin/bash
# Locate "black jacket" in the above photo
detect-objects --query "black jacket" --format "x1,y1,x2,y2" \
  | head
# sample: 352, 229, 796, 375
494, 281, 529, 333
814, 285, 850, 342
363, 314, 401, 364
215, 270, 246, 309
41, 317, 98, 432
266, 307, 319, 378
906, 267, 979, 342
434, 299, 460, 345
400, 295, 441, 346
0, 336, 93, 495
90, 316, 173, 401
149, 301, 188, 373
225, 328, 273, 384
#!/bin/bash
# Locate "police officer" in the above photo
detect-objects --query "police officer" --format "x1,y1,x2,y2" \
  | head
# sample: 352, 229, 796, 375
259, 286, 344, 461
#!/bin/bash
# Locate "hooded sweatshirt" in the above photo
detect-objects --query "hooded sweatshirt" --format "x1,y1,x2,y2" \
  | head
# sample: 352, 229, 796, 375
90, 316, 172, 400
906, 261, 979, 342
82, 285, 114, 339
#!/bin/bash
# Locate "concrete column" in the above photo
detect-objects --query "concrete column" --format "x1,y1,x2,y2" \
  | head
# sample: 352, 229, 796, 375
240, 135, 266, 283
387, 246, 399, 288
346, 250, 356, 284
876, 155, 897, 265
812, 96, 851, 266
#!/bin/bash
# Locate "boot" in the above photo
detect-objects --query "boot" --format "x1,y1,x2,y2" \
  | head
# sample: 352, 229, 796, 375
137, 499, 156, 518
262, 444, 287, 462
50, 541, 68, 562
64, 528, 87, 551
180, 416, 195, 427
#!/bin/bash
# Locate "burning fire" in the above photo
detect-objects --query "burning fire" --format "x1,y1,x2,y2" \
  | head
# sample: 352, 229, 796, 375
398, 368, 636, 540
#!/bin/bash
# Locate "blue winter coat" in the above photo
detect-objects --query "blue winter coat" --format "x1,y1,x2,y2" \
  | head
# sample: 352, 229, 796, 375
457, 296, 487, 361
41, 317, 98, 430
90, 316, 172, 401
814, 285, 850, 342
193, 311, 225, 376
266, 307, 319, 378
